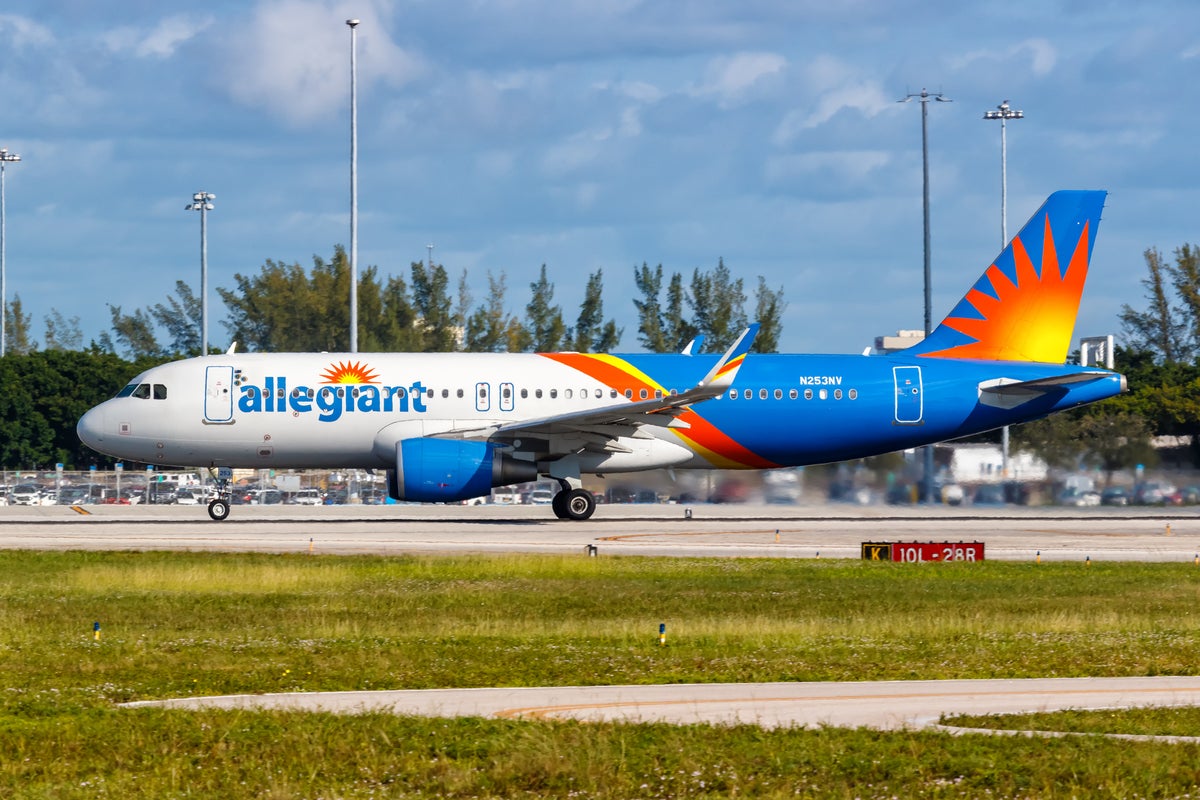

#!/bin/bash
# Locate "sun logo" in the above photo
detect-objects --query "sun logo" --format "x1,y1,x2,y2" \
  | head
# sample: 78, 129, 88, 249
920, 214, 1091, 364
319, 360, 380, 385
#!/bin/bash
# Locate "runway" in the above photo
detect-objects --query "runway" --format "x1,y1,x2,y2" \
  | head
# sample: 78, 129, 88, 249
1, 502, 1198, 562
124, 676, 1200, 738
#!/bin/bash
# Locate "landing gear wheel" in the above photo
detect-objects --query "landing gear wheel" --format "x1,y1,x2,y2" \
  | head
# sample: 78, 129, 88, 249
207, 499, 230, 521
551, 491, 570, 519
562, 488, 596, 521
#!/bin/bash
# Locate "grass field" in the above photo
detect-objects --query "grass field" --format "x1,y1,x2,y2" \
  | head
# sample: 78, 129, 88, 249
2, 550, 1200, 798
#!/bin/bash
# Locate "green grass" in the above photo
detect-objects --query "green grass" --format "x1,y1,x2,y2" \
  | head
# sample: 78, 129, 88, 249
2, 551, 1200, 797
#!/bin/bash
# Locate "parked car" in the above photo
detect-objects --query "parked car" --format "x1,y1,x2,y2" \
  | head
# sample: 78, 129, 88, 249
1059, 488, 1101, 507
1175, 486, 1200, 505
289, 489, 324, 506
10, 484, 43, 506
1133, 481, 1176, 506
1100, 487, 1131, 506
250, 489, 283, 505
174, 489, 202, 505
972, 484, 1007, 506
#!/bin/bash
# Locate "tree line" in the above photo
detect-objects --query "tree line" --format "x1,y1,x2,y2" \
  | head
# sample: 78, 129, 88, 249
0, 252, 784, 469
9, 242, 1200, 477
2, 248, 786, 359
1010, 244, 1200, 477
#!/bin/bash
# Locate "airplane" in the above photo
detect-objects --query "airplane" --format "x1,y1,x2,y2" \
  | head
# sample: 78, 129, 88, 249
77, 190, 1125, 522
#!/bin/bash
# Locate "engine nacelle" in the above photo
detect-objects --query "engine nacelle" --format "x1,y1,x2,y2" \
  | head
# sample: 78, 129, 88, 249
387, 438, 537, 503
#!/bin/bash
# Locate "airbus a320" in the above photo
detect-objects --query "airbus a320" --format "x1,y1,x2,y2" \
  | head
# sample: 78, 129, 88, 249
77, 190, 1125, 521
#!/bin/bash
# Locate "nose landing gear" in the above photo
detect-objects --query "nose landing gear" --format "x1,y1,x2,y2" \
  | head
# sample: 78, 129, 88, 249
206, 466, 234, 521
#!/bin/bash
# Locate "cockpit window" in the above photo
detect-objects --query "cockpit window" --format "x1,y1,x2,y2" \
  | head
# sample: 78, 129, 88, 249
118, 382, 166, 399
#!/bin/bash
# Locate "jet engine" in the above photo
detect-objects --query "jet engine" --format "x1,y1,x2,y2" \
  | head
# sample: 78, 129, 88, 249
387, 438, 537, 503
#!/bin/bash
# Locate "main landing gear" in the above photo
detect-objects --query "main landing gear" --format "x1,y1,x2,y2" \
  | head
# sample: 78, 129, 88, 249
551, 480, 596, 521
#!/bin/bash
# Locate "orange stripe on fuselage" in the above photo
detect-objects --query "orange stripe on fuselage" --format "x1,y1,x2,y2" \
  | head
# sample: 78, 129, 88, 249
537, 353, 778, 469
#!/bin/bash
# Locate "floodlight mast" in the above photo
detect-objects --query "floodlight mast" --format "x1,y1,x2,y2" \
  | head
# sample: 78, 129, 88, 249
898, 88, 951, 504
185, 191, 216, 356
0, 147, 22, 358
983, 99, 1023, 479
347, 18, 360, 353
982, 100, 1023, 247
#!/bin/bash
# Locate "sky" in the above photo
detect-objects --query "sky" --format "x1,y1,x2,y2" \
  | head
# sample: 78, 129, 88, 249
0, 0, 1198, 356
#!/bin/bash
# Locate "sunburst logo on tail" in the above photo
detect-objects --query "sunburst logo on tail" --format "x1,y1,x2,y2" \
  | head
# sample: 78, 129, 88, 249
320, 360, 380, 384
919, 213, 1092, 364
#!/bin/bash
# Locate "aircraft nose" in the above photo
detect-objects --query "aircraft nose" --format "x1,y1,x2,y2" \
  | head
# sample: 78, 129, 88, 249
77, 405, 107, 451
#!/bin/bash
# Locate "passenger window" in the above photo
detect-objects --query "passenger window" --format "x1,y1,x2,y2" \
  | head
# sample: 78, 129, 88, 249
442, 389, 449, 398
789, 389, 798, 400
154, 384, 168, 400
565, 389, 573, 399
550, 389, 558, 399
521, 388, 528, 399
396, 387, 406, 397
279, 388, 287, 399
132, 383, 152, 399
654, 389, 663, 399
536, 389, 543, 399
624, 389, 632, 399
743, 389, 752, 400
774, 389, 782, 400
849, 389, 858, 400
610, 389, 618, 399
458, 388, 465, 398
426, 389, 434, 398
819, 389, 828, 400
759, 389, 767, 400
729, 390, 737, 400
804, 389, 813, 400
478, 387, 486, 399
834, 389, 843, 400
639, 389, 648, 400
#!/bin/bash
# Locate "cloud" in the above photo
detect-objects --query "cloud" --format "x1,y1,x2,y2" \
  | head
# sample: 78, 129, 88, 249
770, 56, 889, 144
220, 0, 423, 126
0, 14, 53, 48
950, 37, 1057, 77
696, 51, 786, 107
101, 14, 213, 58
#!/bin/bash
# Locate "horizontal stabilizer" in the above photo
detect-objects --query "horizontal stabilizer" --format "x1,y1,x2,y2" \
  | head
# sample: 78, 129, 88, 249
978, 372, 1115, 409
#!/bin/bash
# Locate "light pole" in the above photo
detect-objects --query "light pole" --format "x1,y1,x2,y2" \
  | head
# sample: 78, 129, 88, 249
983, 99, 1022, 479
426, 243, 433, 268
0, 147, 21, 358
347, 18, 360, 353
185, 191, 215, 355
899, 88, 951, 503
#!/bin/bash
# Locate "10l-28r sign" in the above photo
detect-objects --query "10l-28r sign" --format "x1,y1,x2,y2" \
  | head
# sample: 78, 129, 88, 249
861, 542, 985, 562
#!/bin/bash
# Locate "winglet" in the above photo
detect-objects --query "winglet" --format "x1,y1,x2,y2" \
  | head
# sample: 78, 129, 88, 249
700, 324, 759, 389
681, 335, 706, 355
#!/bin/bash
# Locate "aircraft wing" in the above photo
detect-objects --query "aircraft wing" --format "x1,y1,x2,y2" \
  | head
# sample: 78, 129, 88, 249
439, 325, 759, 448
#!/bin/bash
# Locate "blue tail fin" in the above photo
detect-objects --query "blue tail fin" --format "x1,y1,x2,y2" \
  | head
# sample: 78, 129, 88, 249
906, 190, 1106, 364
